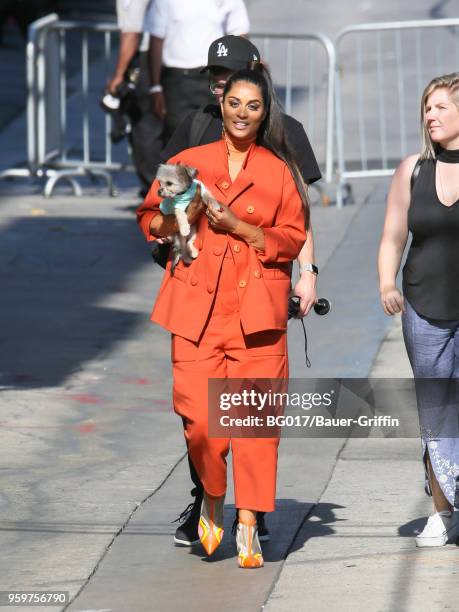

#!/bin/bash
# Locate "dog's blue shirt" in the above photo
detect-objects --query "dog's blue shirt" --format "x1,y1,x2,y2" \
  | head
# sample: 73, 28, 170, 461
159, 179, 207, 214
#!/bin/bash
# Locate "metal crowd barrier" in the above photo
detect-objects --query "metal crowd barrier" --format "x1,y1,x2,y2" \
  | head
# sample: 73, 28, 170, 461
0, 17, 335, 199
1, 14, 124, 197
3, 16, 459, 203
251, 33, 335, 186
335, 18, 459, 206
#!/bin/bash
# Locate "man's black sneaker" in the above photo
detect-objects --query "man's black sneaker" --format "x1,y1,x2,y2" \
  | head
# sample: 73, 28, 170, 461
173, 487, 203, 546
257, 512, 270, 542
231, 510, 270, 542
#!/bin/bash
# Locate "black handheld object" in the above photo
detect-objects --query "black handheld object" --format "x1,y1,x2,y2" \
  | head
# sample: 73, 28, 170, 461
151, 241, 171, 269
314, 298, 331, 316
288, 297, 331, 368
100, 67, 141, 143
288, 297, 331, 319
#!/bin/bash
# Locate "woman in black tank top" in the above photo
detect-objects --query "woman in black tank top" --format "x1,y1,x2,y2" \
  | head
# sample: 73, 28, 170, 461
378, 72, 459, 548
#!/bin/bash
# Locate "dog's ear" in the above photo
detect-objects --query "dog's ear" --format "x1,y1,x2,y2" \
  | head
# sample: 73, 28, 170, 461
184, 165, 198, 181
174, 163, 189, 184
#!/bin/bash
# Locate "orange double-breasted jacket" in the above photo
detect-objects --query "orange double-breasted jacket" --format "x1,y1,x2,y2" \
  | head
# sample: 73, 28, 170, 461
137, 139, 307, 342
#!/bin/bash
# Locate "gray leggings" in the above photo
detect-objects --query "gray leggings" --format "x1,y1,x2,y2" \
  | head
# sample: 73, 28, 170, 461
402, 299, 459, 507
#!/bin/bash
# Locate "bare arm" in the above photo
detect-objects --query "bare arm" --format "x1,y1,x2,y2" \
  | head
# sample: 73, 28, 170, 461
233, 220, 265, 251
292, 224, 317, 316
149, 214, 178, 237
149, 35, 163, 86
378, 154, 418, 315
108, 32, 141, 93
149, 35, 167, 119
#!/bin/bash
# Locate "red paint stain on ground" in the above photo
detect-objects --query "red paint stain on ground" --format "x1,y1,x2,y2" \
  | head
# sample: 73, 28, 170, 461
67, 394, 105, 404
123, 377, 150, 385
76, 422, 97, 433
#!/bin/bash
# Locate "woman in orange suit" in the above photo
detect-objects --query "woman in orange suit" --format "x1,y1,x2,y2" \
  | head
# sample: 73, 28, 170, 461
137, 65, 308, 568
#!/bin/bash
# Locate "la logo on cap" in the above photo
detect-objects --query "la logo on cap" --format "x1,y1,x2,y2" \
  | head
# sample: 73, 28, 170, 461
217, 42, 229, 57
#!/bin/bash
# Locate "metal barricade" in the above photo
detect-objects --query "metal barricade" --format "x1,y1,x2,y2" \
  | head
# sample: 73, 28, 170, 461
0, 14, 60, 182
251, 33, 335, 186
2, 14, 125, 197
335, 18, 459, 206
5, 16, 459, 204
1, 19, 335, 199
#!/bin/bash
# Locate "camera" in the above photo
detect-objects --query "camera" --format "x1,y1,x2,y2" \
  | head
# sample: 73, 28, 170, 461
288, 297, 331, 319
100, 67, 141, 143
100, 80, 136, 113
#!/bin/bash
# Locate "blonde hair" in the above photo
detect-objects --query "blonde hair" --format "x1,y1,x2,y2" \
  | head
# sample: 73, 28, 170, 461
420, 72, 459, 159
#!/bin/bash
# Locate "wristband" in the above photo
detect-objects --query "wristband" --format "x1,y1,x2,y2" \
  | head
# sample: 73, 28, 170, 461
149, 84, 163, 94
299, 263, 318, 275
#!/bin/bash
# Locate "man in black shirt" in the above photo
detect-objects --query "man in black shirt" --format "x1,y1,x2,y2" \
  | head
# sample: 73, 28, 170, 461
164, 35, 321, 547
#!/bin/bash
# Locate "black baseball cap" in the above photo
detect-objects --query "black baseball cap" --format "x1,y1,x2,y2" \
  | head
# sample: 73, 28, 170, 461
200, 35, 260, 73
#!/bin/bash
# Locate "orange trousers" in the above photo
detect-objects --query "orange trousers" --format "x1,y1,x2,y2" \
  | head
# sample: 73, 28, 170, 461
172, 251, 288, 512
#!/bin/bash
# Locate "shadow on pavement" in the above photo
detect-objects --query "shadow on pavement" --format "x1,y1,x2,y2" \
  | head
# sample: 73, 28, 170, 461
177, 500, 344, 563
287, 501, 346, 551
0, 215, 153, 389
399, 515, 459, 544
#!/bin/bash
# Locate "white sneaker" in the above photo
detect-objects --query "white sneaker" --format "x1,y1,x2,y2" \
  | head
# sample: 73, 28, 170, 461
415, 511, 458, 547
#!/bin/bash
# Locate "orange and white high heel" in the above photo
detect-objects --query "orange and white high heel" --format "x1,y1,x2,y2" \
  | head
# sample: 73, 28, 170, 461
198, 493, 225, 555
236, 517, 264, 568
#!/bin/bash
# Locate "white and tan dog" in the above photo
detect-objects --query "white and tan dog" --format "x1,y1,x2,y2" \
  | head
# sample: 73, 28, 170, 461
156, 163, 220, 265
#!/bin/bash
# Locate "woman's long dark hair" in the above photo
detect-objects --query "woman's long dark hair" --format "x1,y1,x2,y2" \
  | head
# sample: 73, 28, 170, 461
222, 64, 310, 228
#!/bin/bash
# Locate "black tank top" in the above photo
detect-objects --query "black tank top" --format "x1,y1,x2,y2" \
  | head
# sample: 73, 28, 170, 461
403, 158, 459, 320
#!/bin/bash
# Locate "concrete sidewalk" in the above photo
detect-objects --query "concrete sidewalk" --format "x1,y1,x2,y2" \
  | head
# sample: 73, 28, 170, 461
0, 183, 356, 612
3, 175, 457, 612
264, 321, 459, 612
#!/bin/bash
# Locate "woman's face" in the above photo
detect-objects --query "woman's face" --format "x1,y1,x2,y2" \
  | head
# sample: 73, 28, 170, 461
221, 81, 265, 141
424, 88, 459, 146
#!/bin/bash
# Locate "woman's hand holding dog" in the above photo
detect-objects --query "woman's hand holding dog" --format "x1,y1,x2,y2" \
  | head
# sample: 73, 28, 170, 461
206, 202, 265, 251
205, 201, 239, 232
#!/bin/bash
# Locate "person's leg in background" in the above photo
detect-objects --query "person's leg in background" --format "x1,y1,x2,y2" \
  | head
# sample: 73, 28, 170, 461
402, 300, 459, 546
161, 69, 214, 141
454, 323, 459, 511
171, 418, 204, 546
130, 52, 164, 196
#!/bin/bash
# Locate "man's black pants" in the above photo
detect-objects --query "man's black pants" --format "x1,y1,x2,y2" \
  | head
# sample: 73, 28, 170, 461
162, 67, 214, 141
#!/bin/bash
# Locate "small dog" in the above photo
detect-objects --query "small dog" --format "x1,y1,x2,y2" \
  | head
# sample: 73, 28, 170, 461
156, 162, 219, 265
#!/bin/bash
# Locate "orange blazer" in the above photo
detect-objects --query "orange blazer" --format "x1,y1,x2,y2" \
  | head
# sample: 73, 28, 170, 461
137, 139, 306, 342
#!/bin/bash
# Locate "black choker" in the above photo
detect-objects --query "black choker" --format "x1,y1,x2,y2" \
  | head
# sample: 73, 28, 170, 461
436, 147, 459, 163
